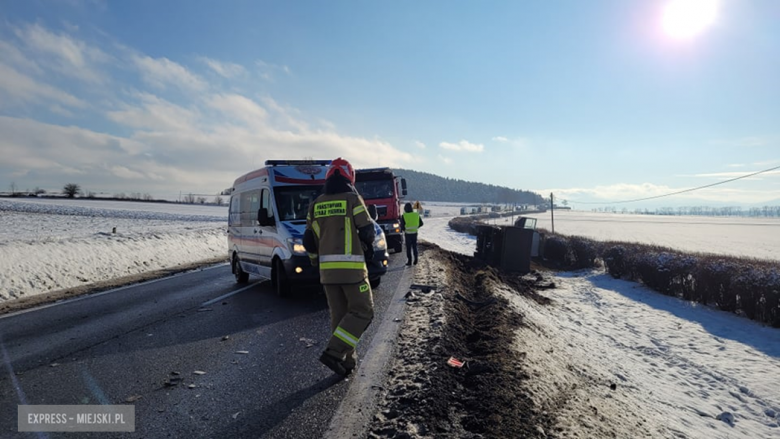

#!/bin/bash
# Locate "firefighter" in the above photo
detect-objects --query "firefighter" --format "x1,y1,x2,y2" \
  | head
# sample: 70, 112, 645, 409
303, 157, 376, 377
401, 202, 423, 266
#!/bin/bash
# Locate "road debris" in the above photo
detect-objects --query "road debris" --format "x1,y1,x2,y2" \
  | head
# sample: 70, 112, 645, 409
299, 337, 317, 348
188, 384, 196, 389
410, 284, 437, 293
125, 395, 142, 403
236, 350, 249, 355
193, 370, 206, 375
164, 377, 182, 387
221, 335, 230, 341
49, 363, 60, 368
197, 308, 212, 312
447, 357, 465, 368
232, 412, 241, 420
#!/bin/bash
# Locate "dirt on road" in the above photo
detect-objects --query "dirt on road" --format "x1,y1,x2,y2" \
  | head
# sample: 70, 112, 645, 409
368, 244, 557, 438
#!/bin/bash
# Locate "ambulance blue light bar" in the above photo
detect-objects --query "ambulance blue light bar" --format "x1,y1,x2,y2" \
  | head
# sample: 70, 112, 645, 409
265, 160, 332, 167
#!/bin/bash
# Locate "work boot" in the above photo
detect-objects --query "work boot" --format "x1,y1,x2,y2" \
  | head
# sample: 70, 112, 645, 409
342, 358, 357, 376
405, 260, 412, 266
413, 258, 418, 265
319, 352, 348, 377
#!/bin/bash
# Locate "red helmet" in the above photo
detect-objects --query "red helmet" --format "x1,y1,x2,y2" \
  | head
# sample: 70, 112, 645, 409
326, 157, 355, 185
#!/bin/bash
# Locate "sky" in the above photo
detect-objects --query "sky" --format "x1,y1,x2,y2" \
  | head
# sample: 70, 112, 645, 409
0, 0, 778, 207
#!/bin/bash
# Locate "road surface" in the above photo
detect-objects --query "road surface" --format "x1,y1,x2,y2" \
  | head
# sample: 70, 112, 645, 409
0, 254, 410, 438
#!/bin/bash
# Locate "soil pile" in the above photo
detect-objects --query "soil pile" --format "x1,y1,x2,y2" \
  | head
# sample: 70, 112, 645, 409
368, 244, 555, 438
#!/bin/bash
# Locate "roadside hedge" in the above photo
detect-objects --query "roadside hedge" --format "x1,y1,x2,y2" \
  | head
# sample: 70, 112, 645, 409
540, 233, 780, 328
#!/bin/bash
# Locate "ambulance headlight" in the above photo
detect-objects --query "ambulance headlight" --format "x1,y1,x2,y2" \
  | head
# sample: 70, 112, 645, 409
287, 238, 307, 256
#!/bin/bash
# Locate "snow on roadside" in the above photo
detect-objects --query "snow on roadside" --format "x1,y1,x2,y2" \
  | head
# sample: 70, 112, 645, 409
502, 272, 780, 439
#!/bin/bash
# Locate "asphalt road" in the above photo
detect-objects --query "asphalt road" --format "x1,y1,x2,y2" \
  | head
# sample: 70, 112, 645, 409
0, 253, 410, 438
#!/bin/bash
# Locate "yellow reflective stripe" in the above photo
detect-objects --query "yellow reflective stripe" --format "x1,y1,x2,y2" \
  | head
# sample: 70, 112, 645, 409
320, 261, 366, 270
345, 216, 352, 255
312, 221, 320, 238
353, 205, 365, 216
320, 254, 365, 262
334, 327, 358, 347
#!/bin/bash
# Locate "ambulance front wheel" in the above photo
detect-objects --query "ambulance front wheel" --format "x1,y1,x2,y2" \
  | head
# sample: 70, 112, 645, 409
273, 259, 291, 297
233, 254, 249, 284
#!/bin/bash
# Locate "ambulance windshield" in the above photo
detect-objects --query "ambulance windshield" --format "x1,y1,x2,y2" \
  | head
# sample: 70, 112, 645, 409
273, 185, 322, 221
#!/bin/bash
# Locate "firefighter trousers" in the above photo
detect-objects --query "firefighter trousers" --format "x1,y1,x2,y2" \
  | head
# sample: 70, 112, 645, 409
322, 279, 374, 367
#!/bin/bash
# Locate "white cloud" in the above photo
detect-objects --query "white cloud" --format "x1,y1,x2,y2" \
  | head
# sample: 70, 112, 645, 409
0, 63, 87, 108
133, 55, 206, 91
541, 182, 780, 206
438, 155, 453, 165
492, 136, 508, 142
199, 57, 247, 78
414, 140, 426, 149
439, 140, 484, 152
207, 93, 268, 128
256, 59, 291, 81
107, 92, 199, 132
14, 23, 109, 84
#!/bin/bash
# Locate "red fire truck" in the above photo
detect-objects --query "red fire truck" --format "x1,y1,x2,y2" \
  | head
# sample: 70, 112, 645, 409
354, 168, 407, 253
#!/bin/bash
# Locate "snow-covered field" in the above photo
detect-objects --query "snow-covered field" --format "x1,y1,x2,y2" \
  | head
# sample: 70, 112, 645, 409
0, 199, 227, 301
1, 198, 779, 438
486, 209, 780, 261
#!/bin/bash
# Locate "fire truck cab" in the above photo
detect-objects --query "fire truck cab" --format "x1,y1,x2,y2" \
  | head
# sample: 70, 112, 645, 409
354, 168, 407, 253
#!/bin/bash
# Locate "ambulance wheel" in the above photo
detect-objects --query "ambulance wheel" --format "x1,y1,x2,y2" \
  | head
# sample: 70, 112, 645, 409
233, 255, 249, 284
369, 277, 381, 289
273, 259, 291, 297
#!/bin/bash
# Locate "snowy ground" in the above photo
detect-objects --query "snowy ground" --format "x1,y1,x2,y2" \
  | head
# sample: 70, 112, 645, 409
1, 198, 779, 438
0, 199, 227, 301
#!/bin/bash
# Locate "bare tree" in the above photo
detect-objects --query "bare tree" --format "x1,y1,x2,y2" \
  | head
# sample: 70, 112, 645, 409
183, 193, 196, 204
10, 182, 17, 195
213, 195, 224, 205
197, 197, 207, 204
63, 183, 81, 198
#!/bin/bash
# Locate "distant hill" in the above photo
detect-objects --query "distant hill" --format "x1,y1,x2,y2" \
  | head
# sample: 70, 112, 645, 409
394, 168, 545, 205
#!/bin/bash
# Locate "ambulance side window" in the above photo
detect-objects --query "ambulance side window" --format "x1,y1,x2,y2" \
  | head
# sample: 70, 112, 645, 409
229, 195, 240, 226
240, 190, 260, 227
260, 189, 275, 226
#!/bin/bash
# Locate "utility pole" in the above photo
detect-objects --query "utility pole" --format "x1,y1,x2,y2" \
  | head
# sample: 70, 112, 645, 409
550, 192, 555, 234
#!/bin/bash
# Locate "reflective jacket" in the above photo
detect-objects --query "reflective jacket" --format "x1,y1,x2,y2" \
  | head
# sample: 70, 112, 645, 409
401, 211, 422, 234
306, 191, 373, 284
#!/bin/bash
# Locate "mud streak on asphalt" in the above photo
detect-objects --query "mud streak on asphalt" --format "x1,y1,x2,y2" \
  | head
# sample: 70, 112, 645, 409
369, 244, 556, 438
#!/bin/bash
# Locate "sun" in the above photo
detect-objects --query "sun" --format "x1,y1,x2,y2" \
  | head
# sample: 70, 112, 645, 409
662, 0, 719, 39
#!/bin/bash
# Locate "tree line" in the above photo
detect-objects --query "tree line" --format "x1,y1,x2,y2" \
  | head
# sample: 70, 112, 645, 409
396, 168, 545, 205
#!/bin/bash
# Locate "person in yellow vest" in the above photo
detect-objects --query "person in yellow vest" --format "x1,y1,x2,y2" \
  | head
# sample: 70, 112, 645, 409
303, 157, 376, 377
400, 202, 424, 266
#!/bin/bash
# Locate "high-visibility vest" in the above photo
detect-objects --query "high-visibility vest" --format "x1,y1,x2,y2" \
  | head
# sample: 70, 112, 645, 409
306, 192, 372, 284
402, 211, 421, 234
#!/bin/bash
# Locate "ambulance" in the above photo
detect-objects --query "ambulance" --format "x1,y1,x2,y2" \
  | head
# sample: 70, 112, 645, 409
227, 160, 389, 296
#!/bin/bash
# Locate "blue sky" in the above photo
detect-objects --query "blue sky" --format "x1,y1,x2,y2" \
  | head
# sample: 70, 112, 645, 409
0, 0, 778, 207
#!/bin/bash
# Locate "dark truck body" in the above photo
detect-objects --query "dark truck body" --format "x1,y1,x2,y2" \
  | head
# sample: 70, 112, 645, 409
354, 168, 407, 253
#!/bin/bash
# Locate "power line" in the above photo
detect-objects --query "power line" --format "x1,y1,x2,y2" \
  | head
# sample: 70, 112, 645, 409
567, 164, 780, 205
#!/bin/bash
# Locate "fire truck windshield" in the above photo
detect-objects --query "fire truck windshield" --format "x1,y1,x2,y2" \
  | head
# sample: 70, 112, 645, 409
355, 180, 394, 200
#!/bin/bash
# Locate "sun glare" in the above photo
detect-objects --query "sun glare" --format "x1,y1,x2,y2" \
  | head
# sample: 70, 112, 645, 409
662, 0, 719, 39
